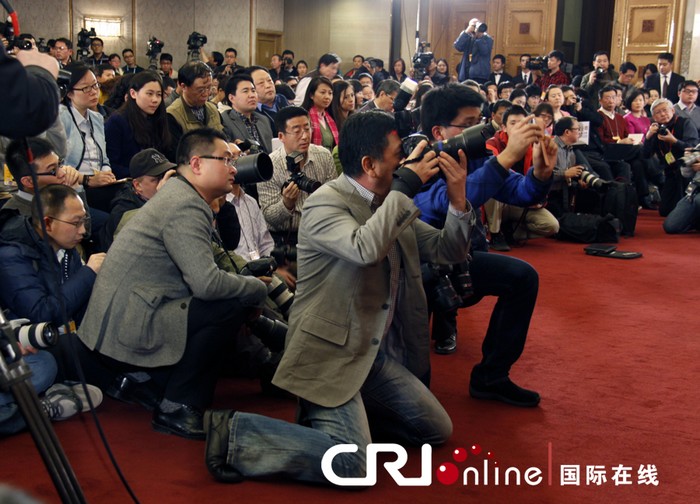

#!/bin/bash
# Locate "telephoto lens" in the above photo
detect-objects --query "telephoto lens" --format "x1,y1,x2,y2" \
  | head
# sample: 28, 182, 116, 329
16, 322, 59, 350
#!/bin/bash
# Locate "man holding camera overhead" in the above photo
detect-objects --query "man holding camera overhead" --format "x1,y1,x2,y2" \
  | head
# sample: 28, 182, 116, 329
257, 106, 337, 247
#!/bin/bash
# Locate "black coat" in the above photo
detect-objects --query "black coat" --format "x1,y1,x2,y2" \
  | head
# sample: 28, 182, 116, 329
644, 72, 685, 104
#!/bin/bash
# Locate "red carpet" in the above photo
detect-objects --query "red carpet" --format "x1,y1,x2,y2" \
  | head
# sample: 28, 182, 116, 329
1, 210, 698, 503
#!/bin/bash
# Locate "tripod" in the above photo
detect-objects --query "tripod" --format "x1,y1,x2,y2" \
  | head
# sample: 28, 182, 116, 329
0, 309, 86, 503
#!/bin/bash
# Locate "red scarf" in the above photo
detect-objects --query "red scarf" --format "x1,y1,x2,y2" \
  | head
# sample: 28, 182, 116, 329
309, 107, 339, 147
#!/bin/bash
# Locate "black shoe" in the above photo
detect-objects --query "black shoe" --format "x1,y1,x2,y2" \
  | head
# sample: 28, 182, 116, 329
434, 333, 457, 354
152, 403, 205, 440
489, 232, 511, 252
204, 410, 243, 483
469, 378, 540, 407
106, 375, 160, 411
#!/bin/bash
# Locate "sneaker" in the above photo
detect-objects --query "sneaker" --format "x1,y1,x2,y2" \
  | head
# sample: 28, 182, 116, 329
41, 384, 82, 421
67, 382, 103, 412
489, 232, 511, 252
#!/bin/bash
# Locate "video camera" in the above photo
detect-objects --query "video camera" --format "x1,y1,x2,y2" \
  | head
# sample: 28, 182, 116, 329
527, 56, 548, 72
146, 36, 164, 59
412, 41, 433, 81
186, 31, 207, 61
75, 27, 96, 61
284, 151, 321, 193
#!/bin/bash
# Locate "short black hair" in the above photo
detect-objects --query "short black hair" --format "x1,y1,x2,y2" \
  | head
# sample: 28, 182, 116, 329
91, 37, 104, 46
274, 106, 310, 134
122, 48, 134, 56
520, 53, 531, 60
509, 89, 527, 102
599, 84, 618, 99
498, 81, 514, 94
32, 185, 81, 227
421, 83, 485, 141
553, 115, 577, 136
353, 54, 365, 62
493, 54, 506, 64
502, 105, 527, 125
658, 52, 674, 63
339, 111, 396, 178
6, 138, 56, 191
108, 53, 120, 61
55, 37, 72, 49
491, 99, 511, 115
225, 48, 238, 56
377, 79, 400, 96
177, 60, 213, 87
525, 84, 542, 97
317, 53, 341, 69
211, 51, 224, 66
176, 128, 228, 166
160, 53, 173, 63
225, 74, 254, 97
282, 49, 294, 58
593, 51, 610, 60
678, 80, 699, 93
619, 62, 637, 74
548, 50, 565, 63
94, 64, 113, 77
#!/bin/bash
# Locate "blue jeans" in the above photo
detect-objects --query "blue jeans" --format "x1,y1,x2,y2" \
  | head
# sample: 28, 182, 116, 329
0, 351, 57, 435
663, 194, 700, 234
225, 351, 452, 484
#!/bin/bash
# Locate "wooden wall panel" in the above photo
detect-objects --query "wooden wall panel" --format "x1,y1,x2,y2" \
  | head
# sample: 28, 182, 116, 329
610, 0, 688, 74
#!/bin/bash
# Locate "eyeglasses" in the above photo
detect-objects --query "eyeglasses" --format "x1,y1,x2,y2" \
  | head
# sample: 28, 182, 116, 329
199, 156, 237, 167
73, 82, 100, 94
35, 159, 64, 177
49, 215, 90, 228
284, 126, 312, 137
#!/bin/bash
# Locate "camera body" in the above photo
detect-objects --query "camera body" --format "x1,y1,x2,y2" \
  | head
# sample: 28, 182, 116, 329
284, 151, 321, 193
658, 125, 669, 136
401, 123, 490, 165
284, 57, 293, 66
680, 148, 700, 167
240, 258, 295, 319
421, 260, 474, 313
187, 31, 207, 50
412, 41, 434, 81
146, 36, 164, 59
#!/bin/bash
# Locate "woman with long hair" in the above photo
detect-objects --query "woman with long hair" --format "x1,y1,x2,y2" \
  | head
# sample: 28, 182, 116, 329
391, 58, 407, 83
59, 63, 115, 187
436, 58, 453, 83
105, 71, 172, 178
301, 76, 338, 151
347, 79, 364, 108
328, 80, 355, 132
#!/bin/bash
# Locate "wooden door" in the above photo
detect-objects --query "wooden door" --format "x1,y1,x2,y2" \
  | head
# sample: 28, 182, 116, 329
609, 0, 688, 76
256, 31, 282, 67
427, 0, 558, 79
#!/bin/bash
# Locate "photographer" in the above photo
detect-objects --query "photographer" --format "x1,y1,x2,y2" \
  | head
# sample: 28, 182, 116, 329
580, 51, 619, 110
663, 153, 700, 233
643, 98, 699, 215
413, 84, 553, 406
0, 44, 60, 138
454, 18, 492, 83
257, 106, 337, 246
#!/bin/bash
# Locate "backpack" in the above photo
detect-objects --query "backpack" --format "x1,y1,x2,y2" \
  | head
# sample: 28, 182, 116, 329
557, 213, 620, 243
601, 182, 638, 236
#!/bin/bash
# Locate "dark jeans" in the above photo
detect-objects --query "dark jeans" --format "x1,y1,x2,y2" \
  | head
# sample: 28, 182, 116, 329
430, 251, 539, 385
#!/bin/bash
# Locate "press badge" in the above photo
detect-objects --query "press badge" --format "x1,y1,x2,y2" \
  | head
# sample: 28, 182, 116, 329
665, 152, 676, 165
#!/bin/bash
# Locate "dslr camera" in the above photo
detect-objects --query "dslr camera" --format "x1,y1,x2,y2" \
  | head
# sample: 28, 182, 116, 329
401, 123, 491, 165
657, 125, 669, 136
421, 260, 474, 313
240, 257, 295, 321
284, 151, 321, 193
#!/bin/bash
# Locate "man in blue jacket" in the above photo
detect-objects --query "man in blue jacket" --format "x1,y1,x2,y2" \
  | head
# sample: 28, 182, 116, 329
454, 20, 493, 83
414, 84, 555, 407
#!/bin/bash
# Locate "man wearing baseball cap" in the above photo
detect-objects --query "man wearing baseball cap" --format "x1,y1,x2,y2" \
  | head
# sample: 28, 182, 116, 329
100, 148, 176, 249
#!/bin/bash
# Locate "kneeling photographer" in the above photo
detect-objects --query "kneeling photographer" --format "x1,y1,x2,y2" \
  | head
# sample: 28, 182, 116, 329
412, 83, 555, 407
258, 106, 338, 253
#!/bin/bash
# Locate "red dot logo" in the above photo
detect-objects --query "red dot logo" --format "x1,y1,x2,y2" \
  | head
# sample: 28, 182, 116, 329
453, 447, 467, 463
470, 444, 482, 455
436, 462, 459, 485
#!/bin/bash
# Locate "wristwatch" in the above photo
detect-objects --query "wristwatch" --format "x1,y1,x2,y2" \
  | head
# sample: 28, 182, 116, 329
82, 174, 92, 189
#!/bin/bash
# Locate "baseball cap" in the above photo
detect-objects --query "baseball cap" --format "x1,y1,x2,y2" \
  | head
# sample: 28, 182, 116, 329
129, 149, 176, 178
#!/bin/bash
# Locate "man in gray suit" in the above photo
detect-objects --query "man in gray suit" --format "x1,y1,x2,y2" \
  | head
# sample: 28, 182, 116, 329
79, 128, 268, 440
220, 74, 274, 153
203, 111, 475, 484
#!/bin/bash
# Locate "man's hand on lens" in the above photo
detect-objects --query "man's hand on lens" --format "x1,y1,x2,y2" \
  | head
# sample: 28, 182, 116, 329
281, 181, 300, 210
438, 150, 468, 211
